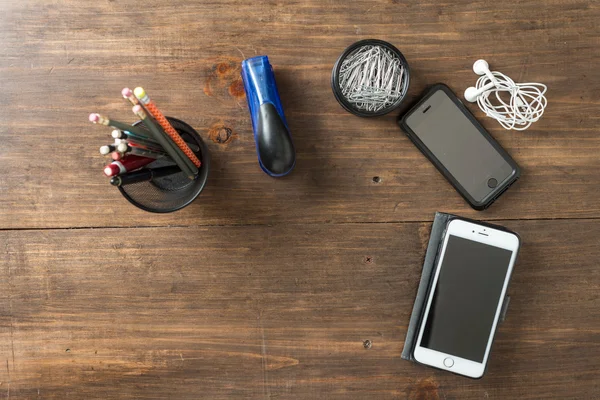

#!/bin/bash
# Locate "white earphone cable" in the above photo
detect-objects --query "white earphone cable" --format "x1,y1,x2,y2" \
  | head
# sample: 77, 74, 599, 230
474, 71, 547, 131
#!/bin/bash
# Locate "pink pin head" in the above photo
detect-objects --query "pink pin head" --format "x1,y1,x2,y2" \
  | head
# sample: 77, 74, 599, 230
89, 113, 100, 123
132, 105, 143, 114
122, 88, 133, 97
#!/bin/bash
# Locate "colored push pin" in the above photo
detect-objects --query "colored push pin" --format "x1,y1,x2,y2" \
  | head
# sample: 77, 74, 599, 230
241, 55, 295, 177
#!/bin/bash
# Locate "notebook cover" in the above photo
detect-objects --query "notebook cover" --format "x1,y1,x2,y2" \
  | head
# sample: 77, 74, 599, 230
401, 212, 513, 362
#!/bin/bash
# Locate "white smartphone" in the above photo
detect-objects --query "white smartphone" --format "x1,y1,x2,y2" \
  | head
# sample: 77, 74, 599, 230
413, 219, 520, 378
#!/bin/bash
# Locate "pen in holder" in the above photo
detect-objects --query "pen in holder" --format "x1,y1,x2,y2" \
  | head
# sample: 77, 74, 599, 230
116, 117, 210, 213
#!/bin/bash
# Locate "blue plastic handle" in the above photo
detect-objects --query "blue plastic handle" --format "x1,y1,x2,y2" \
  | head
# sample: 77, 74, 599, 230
241, 56, 296, 177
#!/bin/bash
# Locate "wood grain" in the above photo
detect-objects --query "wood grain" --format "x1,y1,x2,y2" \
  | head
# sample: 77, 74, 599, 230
0, 0, 599, 228
0, 221, 598, 399
1, 0, 599, 398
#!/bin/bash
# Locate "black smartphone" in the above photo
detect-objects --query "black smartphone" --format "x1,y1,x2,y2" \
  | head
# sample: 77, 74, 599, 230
398, 84, 520, 210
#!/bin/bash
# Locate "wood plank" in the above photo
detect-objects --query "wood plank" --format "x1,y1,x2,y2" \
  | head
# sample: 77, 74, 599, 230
1, 0, 599, 228
0, 220, 598, 399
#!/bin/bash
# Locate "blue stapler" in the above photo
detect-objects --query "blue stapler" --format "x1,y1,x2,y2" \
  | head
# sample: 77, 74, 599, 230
241, 56, 296, 177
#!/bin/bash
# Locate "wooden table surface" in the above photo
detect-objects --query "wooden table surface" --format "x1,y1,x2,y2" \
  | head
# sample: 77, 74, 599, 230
1, 0, 599, 398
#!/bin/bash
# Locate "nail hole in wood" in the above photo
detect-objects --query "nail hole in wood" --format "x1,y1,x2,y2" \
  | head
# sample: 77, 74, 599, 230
363, 339, 372, 349
372, 176, 381, 183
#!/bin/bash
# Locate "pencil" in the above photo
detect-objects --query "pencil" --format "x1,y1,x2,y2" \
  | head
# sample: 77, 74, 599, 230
116, 140, 165, 154
89, 113, 149, 138
112, 129, 200, 152
116, 142, 166, 159
99, 144, 117, 155
132, 105, 197, 179
111, 129, 154, 142
110, 165, 181, 186
121, 87, 140, 106
134, 87, 201, 168
103, 155, 155, 177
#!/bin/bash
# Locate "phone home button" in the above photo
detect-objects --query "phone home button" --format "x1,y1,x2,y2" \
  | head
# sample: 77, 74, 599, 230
487, 178, 498, 188
443, 357, 454, 368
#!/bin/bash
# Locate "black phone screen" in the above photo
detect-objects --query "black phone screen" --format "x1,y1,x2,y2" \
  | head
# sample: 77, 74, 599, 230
420, 235, 513, 362
405, 89, 515, 202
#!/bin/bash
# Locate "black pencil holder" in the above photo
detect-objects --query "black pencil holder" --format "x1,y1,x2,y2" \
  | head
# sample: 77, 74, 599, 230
118, 117, 210, 213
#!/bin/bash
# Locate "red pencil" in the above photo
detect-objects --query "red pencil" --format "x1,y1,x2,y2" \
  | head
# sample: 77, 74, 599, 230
103, 155, 154, 177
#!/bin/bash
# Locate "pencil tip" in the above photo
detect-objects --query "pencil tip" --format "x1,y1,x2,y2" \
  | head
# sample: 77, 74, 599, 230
89, 113, 99, 123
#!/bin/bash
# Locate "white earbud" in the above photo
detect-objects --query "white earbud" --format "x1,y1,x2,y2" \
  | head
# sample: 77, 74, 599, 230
464, 59, 499, 102
463, 59, 548, 130
473, 59, 499, 85
464, 82, 495, 102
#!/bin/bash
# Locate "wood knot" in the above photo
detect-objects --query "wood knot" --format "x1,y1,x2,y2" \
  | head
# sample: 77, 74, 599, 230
408, 377, 440, 400
215, 127, 232, 143
208, 122, 237, 145
204, 57, 243, 99
228, 78, 245, 99
216, 61, 234, 77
